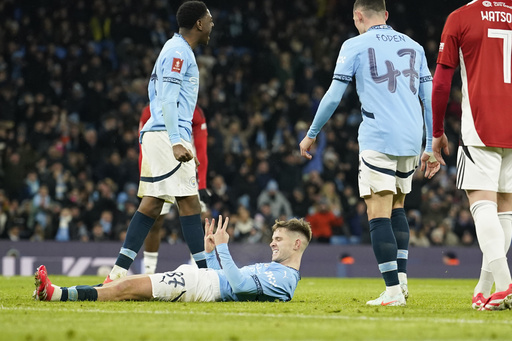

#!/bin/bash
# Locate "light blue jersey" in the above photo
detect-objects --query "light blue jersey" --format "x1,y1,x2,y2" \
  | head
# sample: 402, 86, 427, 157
307, 25, 433, 156
142, 33, 199, 144
206, 244, 300, 302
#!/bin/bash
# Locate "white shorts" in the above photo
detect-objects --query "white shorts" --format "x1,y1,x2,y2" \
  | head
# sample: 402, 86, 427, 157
358, 150, 419, 197
149, 264, 222, 302
138, 131, 198, 203
456, 145, 512, 193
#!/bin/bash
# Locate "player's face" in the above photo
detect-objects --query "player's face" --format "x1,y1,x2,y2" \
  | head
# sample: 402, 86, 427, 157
199, 9, 214, 45
270, 228, 297, 263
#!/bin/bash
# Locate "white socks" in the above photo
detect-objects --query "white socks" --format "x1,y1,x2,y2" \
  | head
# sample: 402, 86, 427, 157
108, 265, 128, 280
499, 212, 512, 253
386, 284, 402, 296
51, 285, 63, 301
143, 251, 159, 274
471, 201, 512, 292
398, 272, 407, 286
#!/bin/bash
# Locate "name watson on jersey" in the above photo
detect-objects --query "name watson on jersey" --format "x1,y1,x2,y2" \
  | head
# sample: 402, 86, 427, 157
481, 10, 512, 22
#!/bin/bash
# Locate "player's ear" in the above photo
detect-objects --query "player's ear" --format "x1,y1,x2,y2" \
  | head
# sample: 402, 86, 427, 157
294, 238, 301, 251
196, 13, 208, 32
196, 18, 203, 31
384, 10, 389, 21
354, 9, 363, 22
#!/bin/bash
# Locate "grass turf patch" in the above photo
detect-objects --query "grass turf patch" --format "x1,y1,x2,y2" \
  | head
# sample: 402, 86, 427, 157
1, 276, 510, 341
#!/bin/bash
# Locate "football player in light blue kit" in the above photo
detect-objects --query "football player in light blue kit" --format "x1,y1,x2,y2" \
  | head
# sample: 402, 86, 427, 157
299, 0, 440, 306
104, 1, 215, 284
33, 216, 312, 303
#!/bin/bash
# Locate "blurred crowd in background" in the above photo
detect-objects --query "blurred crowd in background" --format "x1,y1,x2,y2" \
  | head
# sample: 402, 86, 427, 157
0, 0, 475, 247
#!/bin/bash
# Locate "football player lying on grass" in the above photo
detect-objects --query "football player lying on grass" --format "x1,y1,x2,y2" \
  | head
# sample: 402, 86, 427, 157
34, 216, 312, 302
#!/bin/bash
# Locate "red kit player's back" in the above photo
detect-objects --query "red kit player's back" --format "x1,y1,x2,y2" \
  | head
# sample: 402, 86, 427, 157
437, 1, 512, 148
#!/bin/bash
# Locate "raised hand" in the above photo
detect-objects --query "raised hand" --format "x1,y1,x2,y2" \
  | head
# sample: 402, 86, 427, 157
204, 218, 216, 253
213, 215, 230, 246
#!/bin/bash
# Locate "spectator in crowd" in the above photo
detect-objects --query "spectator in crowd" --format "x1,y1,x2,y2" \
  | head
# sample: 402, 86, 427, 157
0, 0, 472, 253
232, 205, 261, 243
453, 210, 476, 246
306, 198, 343, 244
257, 180, 292, 221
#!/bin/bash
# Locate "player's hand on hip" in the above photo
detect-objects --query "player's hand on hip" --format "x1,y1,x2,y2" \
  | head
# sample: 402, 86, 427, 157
173, 144, 194, 162
432, 134, 449, 166
420, 152, 441, 179
213, 215, 230, 246
299, 136, 316, 160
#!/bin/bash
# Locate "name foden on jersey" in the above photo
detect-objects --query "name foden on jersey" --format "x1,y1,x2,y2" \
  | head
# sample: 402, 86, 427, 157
375, 34, 406, 43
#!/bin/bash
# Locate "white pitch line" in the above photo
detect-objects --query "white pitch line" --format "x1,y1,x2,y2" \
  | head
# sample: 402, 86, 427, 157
1, 305, 511, 325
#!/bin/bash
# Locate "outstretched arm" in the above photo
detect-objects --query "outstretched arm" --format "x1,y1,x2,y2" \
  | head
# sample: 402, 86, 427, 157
299, 80, 347, 159
213, 216, 258, 295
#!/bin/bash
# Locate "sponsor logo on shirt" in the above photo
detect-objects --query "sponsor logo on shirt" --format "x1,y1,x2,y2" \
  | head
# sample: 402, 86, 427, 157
172, 58, 184, 73
333, 74, 352, 82
493, 2, 512, 9
337, 56, 347, 64
439, 42, 444, 52
483, 1, 492, 7
163, 77, 182, 85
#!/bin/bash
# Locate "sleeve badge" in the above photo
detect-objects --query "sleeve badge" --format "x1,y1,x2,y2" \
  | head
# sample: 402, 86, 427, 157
172, 58, 184, 73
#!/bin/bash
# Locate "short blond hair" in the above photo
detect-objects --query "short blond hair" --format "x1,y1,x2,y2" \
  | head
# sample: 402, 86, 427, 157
272, 218, 312, 243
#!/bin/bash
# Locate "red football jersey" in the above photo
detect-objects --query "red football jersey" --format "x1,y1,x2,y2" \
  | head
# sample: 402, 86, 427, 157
437, 1, 512, 148
191, 106, 208, 190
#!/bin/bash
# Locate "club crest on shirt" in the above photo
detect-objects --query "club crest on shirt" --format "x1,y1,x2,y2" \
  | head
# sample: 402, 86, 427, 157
172, 58, 184, 73
189, 176, 197, 188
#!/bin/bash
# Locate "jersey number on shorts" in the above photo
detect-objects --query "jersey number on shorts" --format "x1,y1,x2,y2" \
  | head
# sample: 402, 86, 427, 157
159, 271, 186, 288
368, 48, 419, 94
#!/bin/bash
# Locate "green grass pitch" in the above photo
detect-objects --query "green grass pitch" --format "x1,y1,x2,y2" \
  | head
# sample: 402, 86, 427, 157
1, 275, 511, 341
